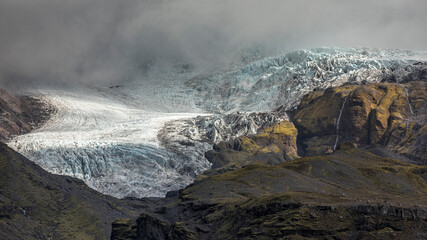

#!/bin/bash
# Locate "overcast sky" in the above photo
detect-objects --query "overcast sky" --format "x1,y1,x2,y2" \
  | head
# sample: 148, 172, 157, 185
1, 0, 427, 87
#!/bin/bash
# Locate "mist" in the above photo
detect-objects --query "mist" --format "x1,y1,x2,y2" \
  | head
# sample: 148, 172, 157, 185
1, 0, 427, 88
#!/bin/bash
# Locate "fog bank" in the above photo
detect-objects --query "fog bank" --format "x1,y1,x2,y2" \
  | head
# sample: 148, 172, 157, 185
1, 0, 426, 88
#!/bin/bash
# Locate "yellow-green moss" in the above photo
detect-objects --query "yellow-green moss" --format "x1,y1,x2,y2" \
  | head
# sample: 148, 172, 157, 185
57, 196, 103, 240
258, 144, 281, 154
239, 136, 261, 154
257, 121, 298, 138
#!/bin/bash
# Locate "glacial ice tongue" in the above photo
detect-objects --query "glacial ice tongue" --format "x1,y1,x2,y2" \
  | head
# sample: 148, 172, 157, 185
8, 88, 211, 198
27, 143, 208, 198
8, 47, 427, 198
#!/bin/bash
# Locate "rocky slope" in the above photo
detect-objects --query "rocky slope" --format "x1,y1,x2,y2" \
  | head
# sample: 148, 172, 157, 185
0, 142, 146, 240
204, 120, 298, 173
111, 145, 427, 239
0, 89, 54, 141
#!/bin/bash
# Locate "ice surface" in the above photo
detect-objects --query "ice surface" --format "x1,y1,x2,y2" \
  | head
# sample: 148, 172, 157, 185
9, 87, 211, 198
8, 48, 427, 198
187, 48, 427, 112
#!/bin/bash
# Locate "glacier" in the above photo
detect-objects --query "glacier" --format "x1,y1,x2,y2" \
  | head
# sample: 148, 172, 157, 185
9, 88, 211, 197
187, 47, 427, 112
8, 48, 427, 198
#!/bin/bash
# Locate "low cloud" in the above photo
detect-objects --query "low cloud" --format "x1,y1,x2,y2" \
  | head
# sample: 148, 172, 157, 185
1, 0, 426, 88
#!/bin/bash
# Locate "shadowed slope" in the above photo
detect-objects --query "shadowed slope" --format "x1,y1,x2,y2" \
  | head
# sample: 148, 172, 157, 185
112, 146, 427, 239
0, 89, 54, 141
0, 142, 145, 240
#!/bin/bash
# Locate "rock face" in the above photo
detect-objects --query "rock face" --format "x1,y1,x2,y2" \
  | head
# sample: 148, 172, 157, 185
293, 81, 427, 164
170, 111, 286, 145
204, 120, 298, 172
0, 89, 54, 141
158, 111, 287, 169
112, 147, 427, 239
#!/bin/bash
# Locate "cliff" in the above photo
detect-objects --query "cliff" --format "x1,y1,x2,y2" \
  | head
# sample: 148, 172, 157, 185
294, 81, 426, 164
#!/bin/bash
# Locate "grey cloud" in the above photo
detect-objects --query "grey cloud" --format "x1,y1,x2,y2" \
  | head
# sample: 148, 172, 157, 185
1, 0, 426, 88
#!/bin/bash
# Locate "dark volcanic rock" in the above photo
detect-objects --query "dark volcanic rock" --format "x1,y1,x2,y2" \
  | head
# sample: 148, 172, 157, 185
0, 89, 55, 141
0, 142, 145, 239
351, 205, 427, 220
115, 147, 427, 239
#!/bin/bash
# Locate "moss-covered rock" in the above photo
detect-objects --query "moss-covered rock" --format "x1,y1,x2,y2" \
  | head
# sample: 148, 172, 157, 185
124, 147, 427, 239
216, 197, 426, 240
293, 81, 427, 164
0, 143, 144, 240
205, 120, 298, 172
111, 218, 138, 240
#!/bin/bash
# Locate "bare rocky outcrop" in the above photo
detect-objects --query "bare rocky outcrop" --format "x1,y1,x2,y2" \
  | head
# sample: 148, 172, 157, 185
158, 111, 287, 176
0, 89, 55, 141
351, 205, 427, 220
204, 120, 298, 173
